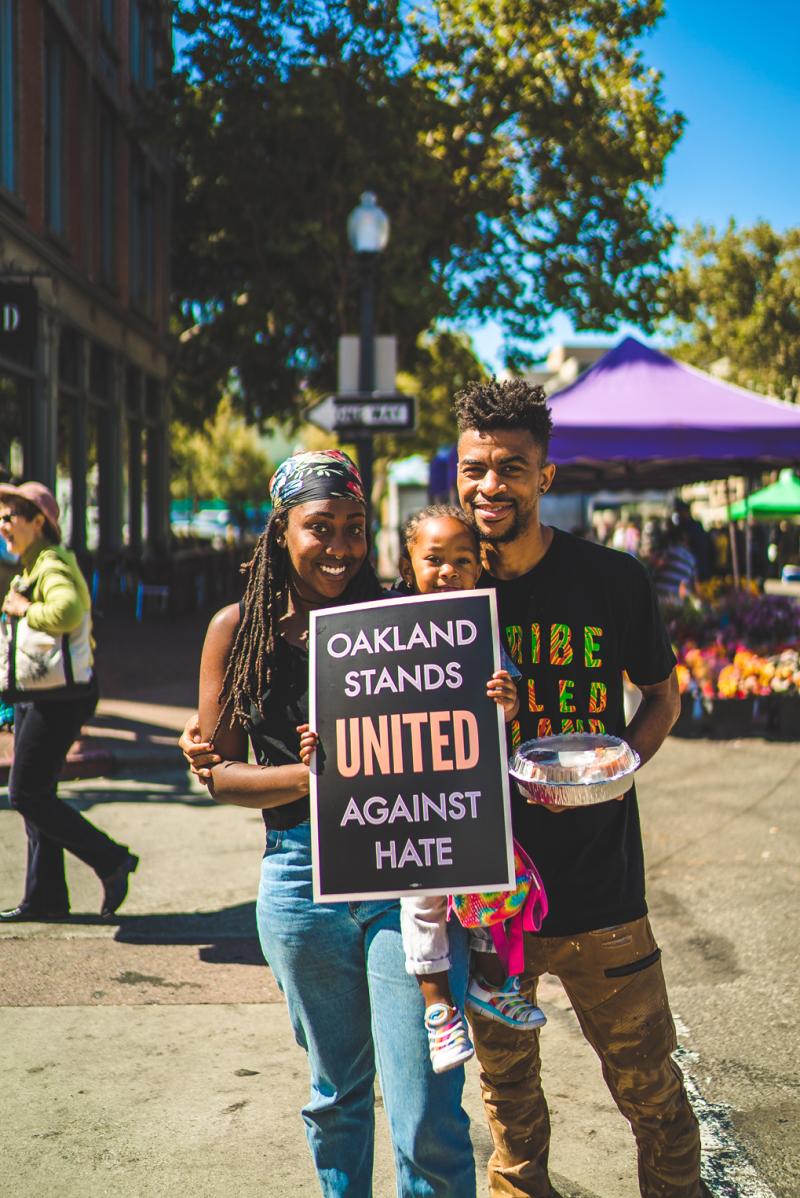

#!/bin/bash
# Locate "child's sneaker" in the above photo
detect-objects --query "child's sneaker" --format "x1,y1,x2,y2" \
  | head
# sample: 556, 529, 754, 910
466, 974, 547, 1030
424, 1002, 475, 1073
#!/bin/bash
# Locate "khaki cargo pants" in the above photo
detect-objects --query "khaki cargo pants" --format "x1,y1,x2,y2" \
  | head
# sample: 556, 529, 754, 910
469, 917, 702, 1198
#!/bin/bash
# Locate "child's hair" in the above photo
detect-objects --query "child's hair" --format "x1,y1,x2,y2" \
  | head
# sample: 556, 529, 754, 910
399, 504, 480, 561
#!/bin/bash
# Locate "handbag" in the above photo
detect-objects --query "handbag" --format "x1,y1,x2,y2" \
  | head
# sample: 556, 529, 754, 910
0, 609, 94, 702
448, 840, 548, 975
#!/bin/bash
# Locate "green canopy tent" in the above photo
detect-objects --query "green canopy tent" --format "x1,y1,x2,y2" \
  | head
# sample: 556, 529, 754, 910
729, 469, 800, 520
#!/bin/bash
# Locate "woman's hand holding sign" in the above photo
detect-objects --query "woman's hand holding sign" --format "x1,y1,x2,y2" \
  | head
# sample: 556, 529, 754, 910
298, 724, 318, 767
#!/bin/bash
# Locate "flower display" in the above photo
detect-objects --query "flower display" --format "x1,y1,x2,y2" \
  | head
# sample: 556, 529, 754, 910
769, 649, 800, 694
667, 580, 800, 736
716, 591, 800, 652
680, 644, 730, 699
678, 644, 800, 699
675, 663, 692, 695
661, 574, 800, 705
696, 576, 759, 603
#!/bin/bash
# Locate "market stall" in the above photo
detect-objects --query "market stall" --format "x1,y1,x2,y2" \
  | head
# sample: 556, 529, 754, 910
544, 338, 800, 737
430, 337, 800, 736
547, 336, 800, 490
728, 468, 800, 520
430, 337, 800, 494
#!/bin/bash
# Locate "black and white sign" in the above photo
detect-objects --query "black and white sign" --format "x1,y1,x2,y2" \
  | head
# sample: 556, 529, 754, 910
305, 393, 416, 434
309, 590, 514, 901
0, 283, 37, 368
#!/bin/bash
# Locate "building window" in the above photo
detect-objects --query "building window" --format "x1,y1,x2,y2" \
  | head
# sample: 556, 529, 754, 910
130, 0, 156, 91
98, 0, 119, 87
130, 149, 155, 316
99, 105, 115, 283
100, 0, 115, 38
0, 0, 16, 192
44, 34, 66, 236
130, 0, 141, 85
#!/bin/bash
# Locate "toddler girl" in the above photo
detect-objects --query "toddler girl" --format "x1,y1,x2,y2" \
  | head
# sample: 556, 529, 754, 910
394, 506, 545, 1071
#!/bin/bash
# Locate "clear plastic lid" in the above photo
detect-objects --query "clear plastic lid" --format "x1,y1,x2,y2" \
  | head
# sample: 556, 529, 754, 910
509, 733, 639, 789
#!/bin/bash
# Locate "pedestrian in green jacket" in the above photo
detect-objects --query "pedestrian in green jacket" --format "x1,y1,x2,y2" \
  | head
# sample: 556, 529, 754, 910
0, 481, 138, 922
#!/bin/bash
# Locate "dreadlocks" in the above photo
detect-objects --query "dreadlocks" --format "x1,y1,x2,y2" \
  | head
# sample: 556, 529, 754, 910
213, 510, 383, 739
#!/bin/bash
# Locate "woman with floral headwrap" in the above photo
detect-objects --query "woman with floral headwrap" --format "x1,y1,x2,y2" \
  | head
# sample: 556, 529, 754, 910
180, 451, 475, 1197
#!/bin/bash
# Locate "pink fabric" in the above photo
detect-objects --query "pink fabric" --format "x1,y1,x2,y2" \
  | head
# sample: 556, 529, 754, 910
488, 862, 548, 975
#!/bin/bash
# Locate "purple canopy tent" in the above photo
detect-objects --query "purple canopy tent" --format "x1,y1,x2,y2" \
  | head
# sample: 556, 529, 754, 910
548, 336, 800, 491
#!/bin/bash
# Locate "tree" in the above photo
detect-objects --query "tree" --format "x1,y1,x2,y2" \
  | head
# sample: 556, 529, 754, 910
170, 395, 275, 525
659, 222, 800, 403
164, 0, 682, 424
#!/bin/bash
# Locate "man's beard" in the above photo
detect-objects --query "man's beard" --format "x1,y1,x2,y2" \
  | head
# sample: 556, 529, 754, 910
472, 502, 531, 546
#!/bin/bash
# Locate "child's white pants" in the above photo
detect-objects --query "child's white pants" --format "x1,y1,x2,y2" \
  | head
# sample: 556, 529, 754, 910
401, 895, 495, 975
400, 895, 450, 975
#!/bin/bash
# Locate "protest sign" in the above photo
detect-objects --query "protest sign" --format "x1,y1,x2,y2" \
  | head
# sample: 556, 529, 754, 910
309, 589, 514, 901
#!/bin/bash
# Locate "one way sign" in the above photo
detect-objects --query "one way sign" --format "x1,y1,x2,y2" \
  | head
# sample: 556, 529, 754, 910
305, 393, 416, 434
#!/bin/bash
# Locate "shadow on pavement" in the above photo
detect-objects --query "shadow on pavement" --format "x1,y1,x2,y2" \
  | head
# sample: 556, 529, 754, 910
113, 903, 262, 962
0, 777, 217, 812
85, 711, 189, 742
197, 940, 265, 966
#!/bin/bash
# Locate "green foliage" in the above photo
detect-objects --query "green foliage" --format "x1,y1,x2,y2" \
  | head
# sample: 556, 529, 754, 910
170, 395, 274, 515
660, 222, 800, 403
164, 0, 682, 424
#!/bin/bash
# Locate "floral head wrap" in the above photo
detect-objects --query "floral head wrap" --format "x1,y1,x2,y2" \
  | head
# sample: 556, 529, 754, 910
269, 450, 366, 513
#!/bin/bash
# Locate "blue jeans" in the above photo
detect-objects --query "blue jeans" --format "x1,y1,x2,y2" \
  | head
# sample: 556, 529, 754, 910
256, 822, 476, 1198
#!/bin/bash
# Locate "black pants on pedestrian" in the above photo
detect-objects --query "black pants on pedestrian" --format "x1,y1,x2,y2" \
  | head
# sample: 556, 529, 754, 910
8, 688, 128, 913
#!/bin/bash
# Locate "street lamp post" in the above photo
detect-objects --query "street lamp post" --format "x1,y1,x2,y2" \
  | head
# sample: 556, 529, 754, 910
347, 191, 390, 532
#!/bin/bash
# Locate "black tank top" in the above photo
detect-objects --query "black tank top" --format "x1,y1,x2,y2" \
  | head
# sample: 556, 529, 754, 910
247, 636, 310, 830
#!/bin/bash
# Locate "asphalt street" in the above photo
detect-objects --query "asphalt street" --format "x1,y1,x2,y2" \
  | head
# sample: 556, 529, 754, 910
1, 711, 797, 1197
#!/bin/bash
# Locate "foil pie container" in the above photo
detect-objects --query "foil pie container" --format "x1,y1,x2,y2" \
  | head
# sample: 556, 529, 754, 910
509, 734, 640, 807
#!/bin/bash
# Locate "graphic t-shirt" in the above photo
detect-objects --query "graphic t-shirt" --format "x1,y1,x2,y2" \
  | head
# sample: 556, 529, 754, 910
488, 529, 676, 936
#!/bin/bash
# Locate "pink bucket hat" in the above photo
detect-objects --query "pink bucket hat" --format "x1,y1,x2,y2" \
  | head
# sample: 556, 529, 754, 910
0, 481, 62, 540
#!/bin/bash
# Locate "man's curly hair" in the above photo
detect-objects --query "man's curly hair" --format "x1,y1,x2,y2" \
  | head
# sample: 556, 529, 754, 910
452, 377, 554, 457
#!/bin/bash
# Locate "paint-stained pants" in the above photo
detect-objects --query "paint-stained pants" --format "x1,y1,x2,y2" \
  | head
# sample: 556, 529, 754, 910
469, 917, 702, 1198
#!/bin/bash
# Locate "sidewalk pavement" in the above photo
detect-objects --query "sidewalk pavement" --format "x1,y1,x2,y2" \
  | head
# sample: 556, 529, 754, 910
1, 606, 795, 1196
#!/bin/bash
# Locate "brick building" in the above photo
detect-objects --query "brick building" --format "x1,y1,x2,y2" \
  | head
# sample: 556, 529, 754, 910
0, 0, 172, 562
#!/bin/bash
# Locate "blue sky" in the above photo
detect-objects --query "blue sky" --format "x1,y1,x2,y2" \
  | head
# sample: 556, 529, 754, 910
471, 0, 800, 369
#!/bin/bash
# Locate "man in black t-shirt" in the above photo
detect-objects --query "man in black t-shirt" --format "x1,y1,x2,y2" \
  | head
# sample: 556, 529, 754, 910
454, 378, 707, 1198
